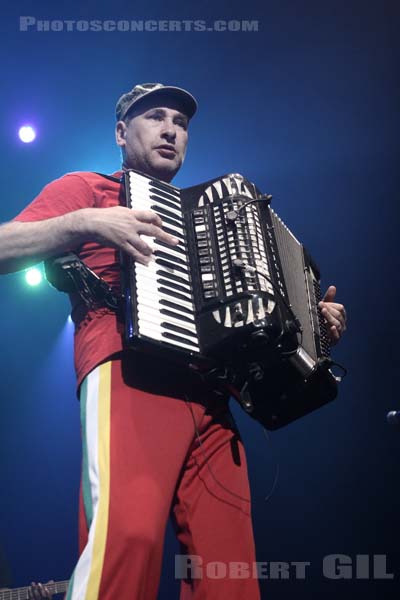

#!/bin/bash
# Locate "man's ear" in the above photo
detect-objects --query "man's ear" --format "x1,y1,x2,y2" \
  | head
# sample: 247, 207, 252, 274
115, 120, 127, 147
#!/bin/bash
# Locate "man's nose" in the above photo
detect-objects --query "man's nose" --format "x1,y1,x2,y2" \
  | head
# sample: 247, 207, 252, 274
160, 119, 176, 141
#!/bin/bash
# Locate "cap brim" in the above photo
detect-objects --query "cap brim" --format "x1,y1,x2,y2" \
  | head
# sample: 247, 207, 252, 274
125, 86, 198, 120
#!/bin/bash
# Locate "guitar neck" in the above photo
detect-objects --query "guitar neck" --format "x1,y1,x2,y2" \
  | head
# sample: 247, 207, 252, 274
0, 580, 69, 600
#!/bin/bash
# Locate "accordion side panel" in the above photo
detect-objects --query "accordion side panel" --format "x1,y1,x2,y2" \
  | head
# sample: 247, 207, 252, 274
269, 209, 317, 361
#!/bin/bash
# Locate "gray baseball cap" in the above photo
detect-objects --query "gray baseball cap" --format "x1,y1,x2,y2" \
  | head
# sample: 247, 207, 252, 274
115, 82, 198, 121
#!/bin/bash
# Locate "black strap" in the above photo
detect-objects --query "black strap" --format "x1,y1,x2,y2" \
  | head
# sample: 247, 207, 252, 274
93, 172, 123, 183
45, 253, 121, 310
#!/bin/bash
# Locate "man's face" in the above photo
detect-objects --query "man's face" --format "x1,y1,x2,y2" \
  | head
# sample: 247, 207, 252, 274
116, 97, 189, 182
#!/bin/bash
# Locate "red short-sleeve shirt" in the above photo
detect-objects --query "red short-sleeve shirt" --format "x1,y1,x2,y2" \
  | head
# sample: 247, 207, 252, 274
14, 171, 126, 389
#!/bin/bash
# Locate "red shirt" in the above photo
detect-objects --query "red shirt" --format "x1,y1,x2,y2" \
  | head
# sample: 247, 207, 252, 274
14, 171, 125, 389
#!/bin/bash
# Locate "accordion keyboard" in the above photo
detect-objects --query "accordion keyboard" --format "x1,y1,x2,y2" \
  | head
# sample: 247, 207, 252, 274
126, 170, 200, 353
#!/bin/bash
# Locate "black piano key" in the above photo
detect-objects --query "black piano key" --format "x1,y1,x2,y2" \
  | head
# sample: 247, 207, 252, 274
155, 239, 186, 255
154, 249, 187, 265
163, 226, 185, 241
158, 278, 191, 296
161, 322, 198, 339
149, 204, 184, 231
149, 183, 180, 202
160, 299, 193, 314
149, 193, 181, 212
156, 269, 189, 286
162, 331, 199, 348
156, 258, 189, 275
149, 200, 182, 221
151, 205, 183, 224
158, 286, 192, 303
160, 308, 195, 324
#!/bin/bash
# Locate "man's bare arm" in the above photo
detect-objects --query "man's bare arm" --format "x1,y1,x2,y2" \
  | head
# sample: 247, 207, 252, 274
0, 206, 179, 274
0, 211, 89, 274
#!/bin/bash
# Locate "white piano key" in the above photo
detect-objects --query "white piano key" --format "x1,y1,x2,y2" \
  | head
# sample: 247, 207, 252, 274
136, 261, 190, 283
135, 263, 191, 291
128, 179, 180, 201
140, 319, 197, 344
153, 245, 189, 264
137, 286, 194, 312
138, 305, 197, 334
138, 321, 199, 352
137, 292, 195, 318
132, 188, 182, 212
148, 200, 183, 219
138, 327, 199, 353
129, 192, 183, 218
137, 294, 196, 322
130, 173, 181, 200
132, 198, 184, 226
137, 276, 193, 303
135, 276, 191, 301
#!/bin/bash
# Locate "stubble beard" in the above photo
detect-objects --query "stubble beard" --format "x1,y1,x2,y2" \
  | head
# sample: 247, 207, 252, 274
123, 151, 181, 183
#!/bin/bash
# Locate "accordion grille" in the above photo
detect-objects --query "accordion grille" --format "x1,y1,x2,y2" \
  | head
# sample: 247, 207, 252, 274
270, 210, 317, 360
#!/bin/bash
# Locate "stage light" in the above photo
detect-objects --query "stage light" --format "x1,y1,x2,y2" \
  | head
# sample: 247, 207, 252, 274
19, 125, 36, 143
25, 267, 43, 286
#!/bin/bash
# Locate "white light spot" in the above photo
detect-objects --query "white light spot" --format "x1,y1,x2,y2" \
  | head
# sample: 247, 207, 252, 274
25, 268, 43, 286
19, 125, 36, 143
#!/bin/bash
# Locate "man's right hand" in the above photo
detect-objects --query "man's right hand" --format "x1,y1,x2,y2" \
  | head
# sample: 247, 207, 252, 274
0, 205, 179, 275
81, 206, 179, 265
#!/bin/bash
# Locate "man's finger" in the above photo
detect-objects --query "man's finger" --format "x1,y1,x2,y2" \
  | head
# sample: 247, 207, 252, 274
320, 306, 344, 322
323, 312, 341, 330
322, 285, 336, 303
136, 223, 179, 246
123, 242, 152, 265
131, 209, 163, 228
319, 301, 345, 313
321, 307, 343, 330
329, 325, 340, 344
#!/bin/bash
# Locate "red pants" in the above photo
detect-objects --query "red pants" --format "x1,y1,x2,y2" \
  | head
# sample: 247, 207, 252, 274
66, 353, 260, 600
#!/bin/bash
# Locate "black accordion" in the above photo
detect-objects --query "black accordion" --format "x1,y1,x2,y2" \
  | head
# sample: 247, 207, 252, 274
122, 169, 339, 429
